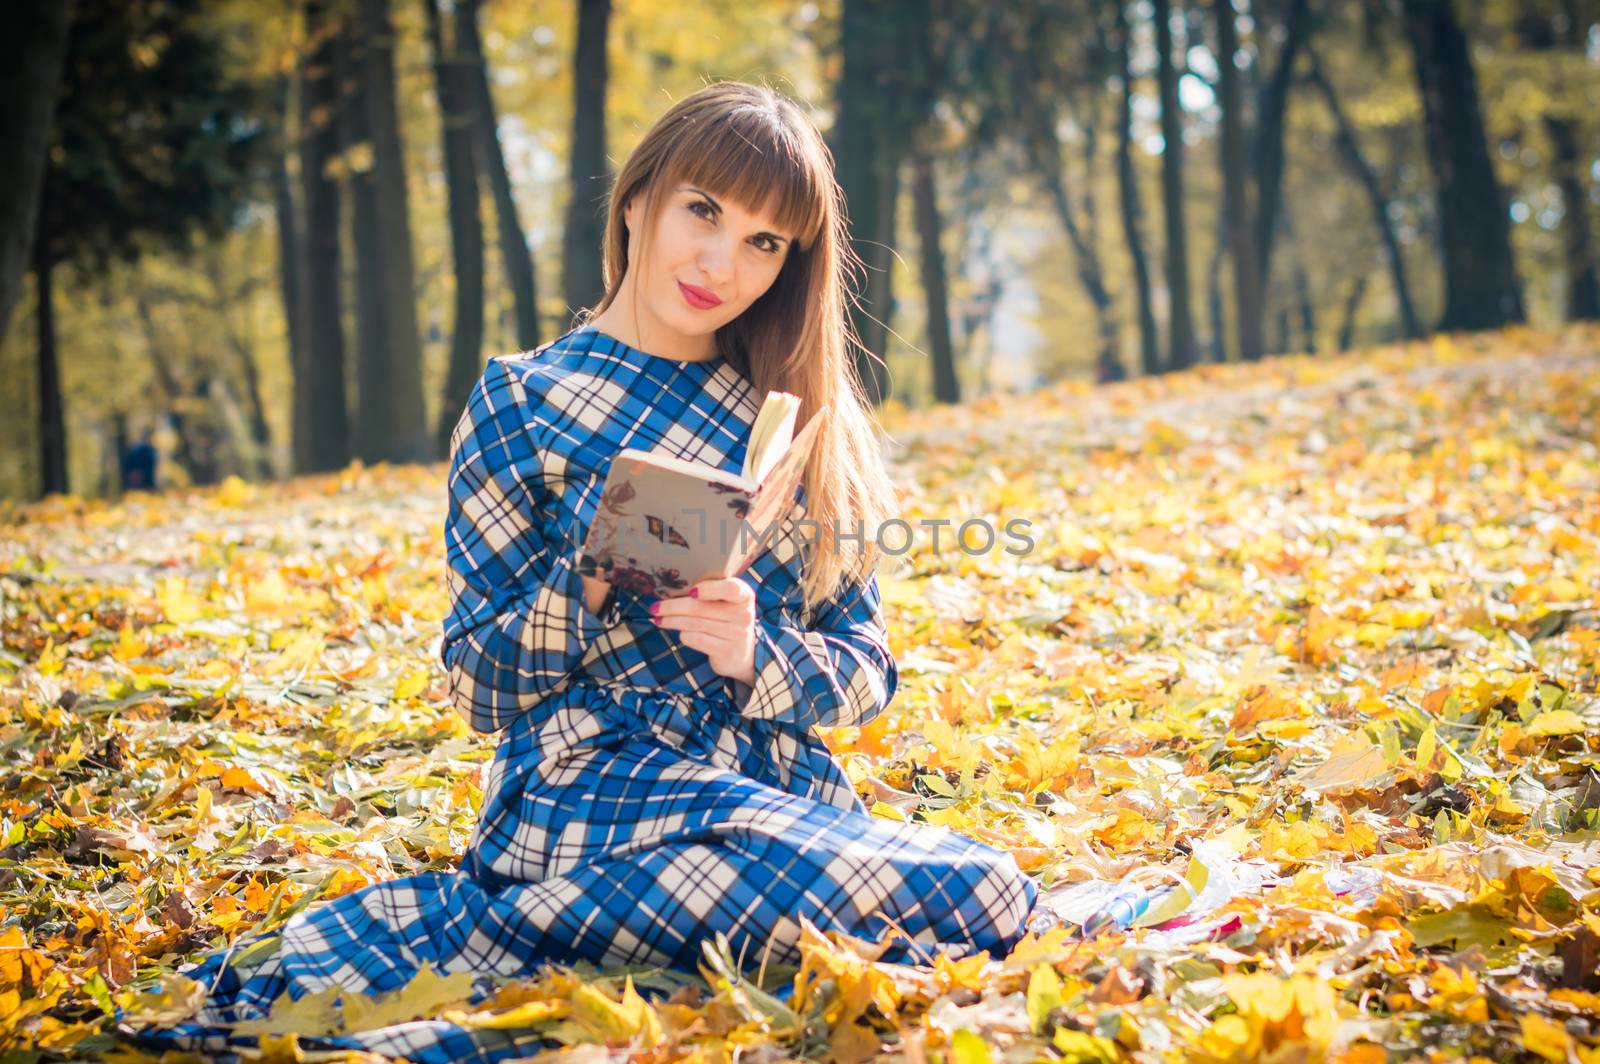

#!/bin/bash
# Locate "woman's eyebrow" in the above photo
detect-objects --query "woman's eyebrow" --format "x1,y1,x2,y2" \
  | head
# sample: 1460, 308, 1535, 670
685, 186, 791, 244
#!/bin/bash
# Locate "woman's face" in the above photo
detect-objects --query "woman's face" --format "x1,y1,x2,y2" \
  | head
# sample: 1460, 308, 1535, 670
623, 183, 796, 343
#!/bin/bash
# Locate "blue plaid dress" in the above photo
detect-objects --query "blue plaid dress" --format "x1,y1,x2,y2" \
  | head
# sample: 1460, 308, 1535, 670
120, 326, 1039, 1063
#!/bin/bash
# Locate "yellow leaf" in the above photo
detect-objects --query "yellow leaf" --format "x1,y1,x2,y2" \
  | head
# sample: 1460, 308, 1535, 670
442, 998, 568, 1030
1053, 1027, 1120, 1061
247, 569, 292, 612
570, 974, 662, 1046
266, 629, 325, 679
36, 638, 66, 676
113, 621, 149, 662
0, 927, 51, 996
340, 961, 479, 1034
934, 951, 990, 994
1521, 1012, 1573, 1063
1259, 820, 1322, 863
1526, 710, 1584, 737
949, 1029, 993, 1064
869, 800, 907, 822
114, 974, 207, 1027
1026, 963, 1062, 1034
393, 667, 431, 701
1292, 731, 1389, 795
156, 575, 203, 623
55, 735, 85, 771
214, 475, 257, 508
1415, 723, 1438, 771
1093, 807, 1160, 848
233, 985, 345, 1038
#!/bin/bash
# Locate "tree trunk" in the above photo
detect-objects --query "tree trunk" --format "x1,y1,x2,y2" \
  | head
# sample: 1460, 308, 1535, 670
272, 77, 310, 474
1517, 7, 1599, 321
459, 0, 540, 348
1207, 213, 1227, 363
1250, 0, 1309, 297
426, 0, 487, 457
337, 25, 381, 455
1337, 273, 1368, 351
1215, 0, 1264, 361
1113, 0, 1159, 376
878, 162, 899, 399
133, 293, 201, 485
357, 0, 431, 463
834, 0, 910, 405
1294, 256, 1316, 352
1154, 0, 1197, 371
297, 0, 352, 474
1399, 0, 1525, 330
0, 1, 71, 352
1032, 131, 1120, 383
911, 150, 958, 404
1304, 45, 1422, 339
234, 331, 274, 476
562, 0, 610, 318
1547, 116, 1600, 321
110, 412, 129, 497
34, 177, 67, 498
204, 241, 275, 479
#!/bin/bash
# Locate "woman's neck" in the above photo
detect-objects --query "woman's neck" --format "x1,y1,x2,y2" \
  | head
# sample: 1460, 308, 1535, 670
588, 278, 717, 363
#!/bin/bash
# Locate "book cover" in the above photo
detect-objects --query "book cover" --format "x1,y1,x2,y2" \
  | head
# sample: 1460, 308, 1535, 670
578, 393, 828, 599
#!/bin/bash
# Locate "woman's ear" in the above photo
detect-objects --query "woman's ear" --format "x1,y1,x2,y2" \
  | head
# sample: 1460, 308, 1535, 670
622, 197, 638, 235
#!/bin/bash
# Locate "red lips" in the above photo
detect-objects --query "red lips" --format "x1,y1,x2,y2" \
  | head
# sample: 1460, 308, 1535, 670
678, 280, 722, 310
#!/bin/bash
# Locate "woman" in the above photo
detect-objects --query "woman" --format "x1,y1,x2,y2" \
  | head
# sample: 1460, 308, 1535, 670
125, 81, 1040, 1064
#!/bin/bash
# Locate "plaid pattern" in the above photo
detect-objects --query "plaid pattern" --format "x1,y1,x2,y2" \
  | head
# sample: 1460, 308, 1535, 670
118, 326, 1039, 1063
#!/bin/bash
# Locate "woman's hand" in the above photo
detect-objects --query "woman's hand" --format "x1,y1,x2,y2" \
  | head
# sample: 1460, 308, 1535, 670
650, 577, 757, 686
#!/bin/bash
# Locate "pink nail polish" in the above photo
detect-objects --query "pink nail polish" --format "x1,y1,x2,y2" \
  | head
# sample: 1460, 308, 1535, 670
690, 587, 699, 598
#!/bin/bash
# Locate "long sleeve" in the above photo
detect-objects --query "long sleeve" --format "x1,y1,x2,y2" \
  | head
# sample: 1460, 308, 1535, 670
439, 358, 621, 735
725, 568, 898, 731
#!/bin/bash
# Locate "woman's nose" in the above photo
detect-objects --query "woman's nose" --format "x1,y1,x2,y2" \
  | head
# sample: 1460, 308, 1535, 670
697, 236, 734, 285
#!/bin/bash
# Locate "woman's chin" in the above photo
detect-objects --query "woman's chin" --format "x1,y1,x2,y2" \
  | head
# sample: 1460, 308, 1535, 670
660, 306, 724, 339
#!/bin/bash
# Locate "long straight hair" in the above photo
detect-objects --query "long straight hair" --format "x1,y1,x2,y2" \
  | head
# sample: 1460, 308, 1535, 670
585, 81, 898, 616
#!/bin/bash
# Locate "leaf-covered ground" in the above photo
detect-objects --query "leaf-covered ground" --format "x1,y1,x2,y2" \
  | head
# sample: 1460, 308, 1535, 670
3, 324, 1599, 1062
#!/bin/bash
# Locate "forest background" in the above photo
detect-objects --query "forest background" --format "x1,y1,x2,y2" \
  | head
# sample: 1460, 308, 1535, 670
0, 0, 1596, 501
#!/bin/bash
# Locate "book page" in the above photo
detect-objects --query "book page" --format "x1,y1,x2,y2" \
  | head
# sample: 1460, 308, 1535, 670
742, 391, 800, 484
729, 404, 829, 574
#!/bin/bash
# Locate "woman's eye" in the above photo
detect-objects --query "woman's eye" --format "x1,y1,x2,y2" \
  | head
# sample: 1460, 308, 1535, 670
753, 237, 780, 254
689, 200, 714, 220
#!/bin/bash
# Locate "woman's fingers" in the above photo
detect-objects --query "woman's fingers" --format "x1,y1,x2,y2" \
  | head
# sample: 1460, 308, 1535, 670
684, 576, 754, 605
651, 577, 754, 644
651, 577, 753, 622
651, 578, 758, 683
652, 609, 746, 638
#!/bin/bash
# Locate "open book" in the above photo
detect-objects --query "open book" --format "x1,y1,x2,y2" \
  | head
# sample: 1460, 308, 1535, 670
578, 391, 827, 599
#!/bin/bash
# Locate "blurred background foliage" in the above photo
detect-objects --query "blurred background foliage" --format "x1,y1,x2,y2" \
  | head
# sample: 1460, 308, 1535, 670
0, 0, 1596, 501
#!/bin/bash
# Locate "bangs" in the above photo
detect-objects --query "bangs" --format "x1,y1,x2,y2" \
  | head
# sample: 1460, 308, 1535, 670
658, 101, 828, 250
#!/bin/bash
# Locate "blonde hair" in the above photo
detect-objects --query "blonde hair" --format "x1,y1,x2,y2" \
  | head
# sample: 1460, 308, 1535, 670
585, 80, 898, 616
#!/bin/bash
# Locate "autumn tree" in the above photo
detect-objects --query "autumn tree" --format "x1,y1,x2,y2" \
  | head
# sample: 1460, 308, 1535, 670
1111, 0, 1160, 376
424, 0, 485, 458
1153, 0, 1197, 371
0, 3, 72, 354
563, 0, 611, 319
458, 0, 541, 349
352, 0, 430, 464
295, 0, 353, 475
28, 0, 264, 498
833, 0, 938, 404
1398, 0, 1525, 330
